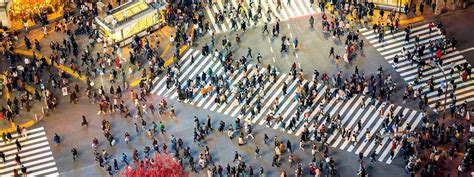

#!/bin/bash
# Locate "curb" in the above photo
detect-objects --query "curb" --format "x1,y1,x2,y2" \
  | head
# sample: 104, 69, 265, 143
0, 118, 37, 134
14, 49, 87, 81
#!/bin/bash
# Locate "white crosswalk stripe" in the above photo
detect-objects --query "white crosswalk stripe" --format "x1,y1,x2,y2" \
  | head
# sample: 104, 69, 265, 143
326, 96, 363, 145
0, 126, 59, 176
360, 24, 474, 110
333, 98, 373, 150
204, 0, 317, 34
149, 49, 424, 164
292, 84, 327, 135
362, 106, 402, 157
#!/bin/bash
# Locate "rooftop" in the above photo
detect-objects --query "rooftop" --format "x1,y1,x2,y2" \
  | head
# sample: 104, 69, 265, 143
96, 0, 154, 30
110, 1, 150, 23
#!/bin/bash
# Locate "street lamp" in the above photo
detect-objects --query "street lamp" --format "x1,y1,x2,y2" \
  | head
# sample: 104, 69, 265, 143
436, 63, 448, 119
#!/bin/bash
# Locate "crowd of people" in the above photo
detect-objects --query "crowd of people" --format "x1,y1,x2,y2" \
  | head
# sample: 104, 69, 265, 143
1, 0, 473, 176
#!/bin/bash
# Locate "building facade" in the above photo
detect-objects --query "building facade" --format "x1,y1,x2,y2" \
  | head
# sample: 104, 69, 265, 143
0, 0, 11, 28
368, 0, 407, 11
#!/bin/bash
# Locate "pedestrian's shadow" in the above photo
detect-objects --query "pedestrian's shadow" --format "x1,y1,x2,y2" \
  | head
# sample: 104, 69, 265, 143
332, 37, 342, 46
323, 32, 330, 40
359, 50, 366, 57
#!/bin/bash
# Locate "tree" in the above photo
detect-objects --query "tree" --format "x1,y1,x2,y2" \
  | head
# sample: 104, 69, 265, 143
120, 153, 187, 177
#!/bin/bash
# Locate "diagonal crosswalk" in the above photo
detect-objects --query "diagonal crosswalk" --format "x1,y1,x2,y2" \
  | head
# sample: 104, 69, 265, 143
204, 0, 319, 34
360, 24, 474, 110
150, 48, 424, 164
0, 126, 59, 176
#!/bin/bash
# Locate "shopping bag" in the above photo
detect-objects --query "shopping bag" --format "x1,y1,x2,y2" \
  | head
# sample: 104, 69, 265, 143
62, 87, 68, 96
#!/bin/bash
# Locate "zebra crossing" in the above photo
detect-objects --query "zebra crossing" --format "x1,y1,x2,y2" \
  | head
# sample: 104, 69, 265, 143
204, 0, 319, 34
150, 48, 423, 164
360, 24, 474, 110
0, 126, 59, 176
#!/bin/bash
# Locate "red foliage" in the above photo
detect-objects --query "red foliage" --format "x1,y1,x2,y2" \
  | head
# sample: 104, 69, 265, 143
119, 153, 188, 177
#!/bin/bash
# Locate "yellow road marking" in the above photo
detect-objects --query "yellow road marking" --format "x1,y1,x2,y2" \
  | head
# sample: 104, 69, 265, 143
0, 77, 42, 133
129, 77, 144, 87
0, 72, 40, 133
14, 49, 86, 81
0, 120, 36, 134
399, 16, 425, 26
23, 83, 39, 95
17, 29, 54, 48
160, 43, 172, 58
5, 88, 11, 100
2, 71, 41, 100
2, 73, 11, 100
130, 45, 188, 87
189, 23, 195, 37
164, 45, 188, 67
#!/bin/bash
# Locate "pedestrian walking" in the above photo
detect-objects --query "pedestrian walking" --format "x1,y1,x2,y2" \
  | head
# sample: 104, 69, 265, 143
247, 47, 253, 58
15, 139, 22, 152
271, 154, 279, 167
113, 159, 119, 171
43, 25, 48, 37
15, 153, 21, 165
262, 23, 269, 34
170, 106, 176, 118
287, 140, 293, 153
256, 53, 262, 63
81, 115, 88, 126
20, 165, 27, 175
389, 149, 395, 159
121, 153, 128, 165
370, 151, 377, 163
299, 140, 305, 151
134, 123, 141, 135
335, 55, 341, 68
0, 151, 5, 164
159, 121, 166, 134
71, 148, 78, 161
255, 146, 261, 159
277, 0, 282, 9
233, 151, 239, 162
53, 133, 61, 145
263, 133, 269, 144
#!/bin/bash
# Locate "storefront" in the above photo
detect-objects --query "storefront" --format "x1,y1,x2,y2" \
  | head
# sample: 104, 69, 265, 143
0, 0, 63, 28
95, 0, 166, 46
367, 0, 409, 11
